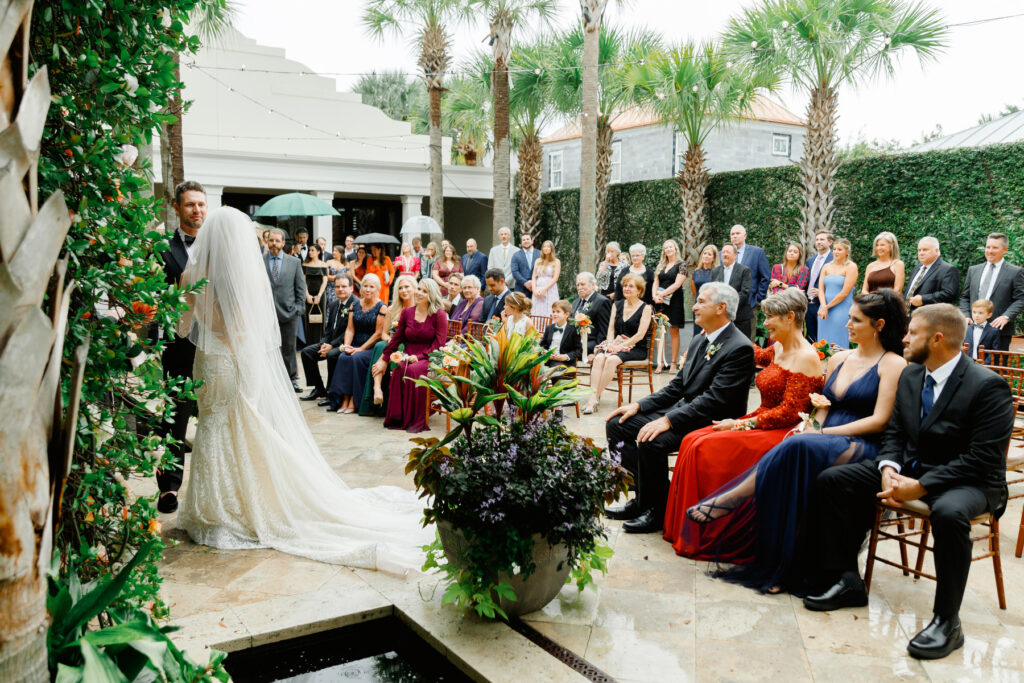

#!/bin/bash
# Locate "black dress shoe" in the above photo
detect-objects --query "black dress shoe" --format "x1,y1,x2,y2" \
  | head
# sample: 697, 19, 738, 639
317, 399, 332, 407
292, 381, 302, 393
802, 574, 868, 612
907, 615, 964, 660
622, 509, 662, 534
157, 491, 178, 514
300, 390, 325, 401
604, 499, 641, 521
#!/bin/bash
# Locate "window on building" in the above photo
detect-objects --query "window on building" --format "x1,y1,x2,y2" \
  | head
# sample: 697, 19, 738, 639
772, 133, 791, 157
673, 131, 686, 175
548, 151, 563, 190
610, 140, 622, 183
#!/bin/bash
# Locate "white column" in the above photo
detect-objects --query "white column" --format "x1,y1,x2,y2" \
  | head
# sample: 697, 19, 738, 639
400, 194, 424, 225
204, 184, 224, 210
313, 191, 335, 254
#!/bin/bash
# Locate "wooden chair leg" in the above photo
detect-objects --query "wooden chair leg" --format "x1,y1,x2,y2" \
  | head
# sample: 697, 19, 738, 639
425, 388, 432, 427
648, 368, 654, 395
991, 518, 1007, 610
617, 367, 624, 407
1016, 505, 1023, 558
914, 520, 931, 578
574, 401, 580, 418
864, 506, 882, 592
628, 370, 634, 403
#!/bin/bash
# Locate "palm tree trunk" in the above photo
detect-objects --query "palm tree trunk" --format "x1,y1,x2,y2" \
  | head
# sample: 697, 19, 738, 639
491, 54, 511, 243
428, 84, 444, 231
578, 7, 602, 275
517, 132, 542, 235
167, 52, 185, 190
594, 119, 614, 251
160, 124, 178, 233
798, 85, 839, 254
675, 142, 709, 269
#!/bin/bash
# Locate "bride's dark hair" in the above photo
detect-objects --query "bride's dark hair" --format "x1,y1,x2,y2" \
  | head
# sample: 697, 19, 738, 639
853, 289, 907, 355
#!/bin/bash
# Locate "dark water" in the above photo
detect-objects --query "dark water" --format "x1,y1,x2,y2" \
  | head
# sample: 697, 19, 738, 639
224, 618, 471, 682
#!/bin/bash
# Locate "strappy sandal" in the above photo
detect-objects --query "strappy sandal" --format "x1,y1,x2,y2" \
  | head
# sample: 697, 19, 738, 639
686, 499, 736, 524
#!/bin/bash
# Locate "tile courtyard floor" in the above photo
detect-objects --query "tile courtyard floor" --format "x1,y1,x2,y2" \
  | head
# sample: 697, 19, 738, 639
154, 371, 1024, 682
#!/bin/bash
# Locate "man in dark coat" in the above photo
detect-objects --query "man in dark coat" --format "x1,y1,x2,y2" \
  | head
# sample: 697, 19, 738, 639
904, 236, 959, 312
570, 272, 612, 358
711, 244, 754, 338
958, 232, 1024, 351
299, 275, 358, 401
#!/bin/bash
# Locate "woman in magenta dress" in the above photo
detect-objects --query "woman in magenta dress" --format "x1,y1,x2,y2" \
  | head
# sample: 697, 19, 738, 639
371, 278, 448, 433
663, 288, 823, 561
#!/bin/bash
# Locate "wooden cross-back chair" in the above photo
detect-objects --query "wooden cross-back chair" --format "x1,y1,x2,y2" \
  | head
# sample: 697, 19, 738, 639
446, 319, 463, 339
616, 324, 658, 407
531, 315, 550, 333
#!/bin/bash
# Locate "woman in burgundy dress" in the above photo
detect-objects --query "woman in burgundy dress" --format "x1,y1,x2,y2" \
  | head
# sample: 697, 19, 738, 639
663, 288, 823, 561
371, 278, 448, 433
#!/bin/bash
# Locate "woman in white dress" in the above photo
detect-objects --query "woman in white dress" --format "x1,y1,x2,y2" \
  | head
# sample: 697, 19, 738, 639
530, 240, 560, 317
176, 207, 431, 573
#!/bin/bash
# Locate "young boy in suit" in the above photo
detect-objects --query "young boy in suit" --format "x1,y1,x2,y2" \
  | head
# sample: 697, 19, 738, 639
541, 300, 583, 370
966, 299, 1000, 362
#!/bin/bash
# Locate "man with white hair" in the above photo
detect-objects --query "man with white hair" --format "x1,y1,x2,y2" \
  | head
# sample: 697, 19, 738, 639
904, 236, 959, 312
572, 272, 612, 357
488, 226, 520, 288
603, 281, 755, 534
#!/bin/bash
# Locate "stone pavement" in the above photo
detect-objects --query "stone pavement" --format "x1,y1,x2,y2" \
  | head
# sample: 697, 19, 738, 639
154, 370, 1024, 682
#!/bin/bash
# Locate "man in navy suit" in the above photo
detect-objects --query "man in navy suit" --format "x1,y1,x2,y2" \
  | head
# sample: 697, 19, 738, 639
730, 224, 770, 313
461, 238, 488, 283
905, 237, 960, 313
511, 232, 540, 295
804, 230, 834, 341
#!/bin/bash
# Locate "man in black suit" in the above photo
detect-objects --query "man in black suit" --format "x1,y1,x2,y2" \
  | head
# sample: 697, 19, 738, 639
299, 275, 357, 402
571, 272, 612, 359
294, 229, 310, 262
711, 244, 754, 338
604, 281, 755, 533
801, 304, 1012, 660
905, 236, 959, 312
156, 180, 207, 513
540, 301, 583, 368
264, 229, 307, 390
479, 268, 511, 322
958, 232, 1024, 351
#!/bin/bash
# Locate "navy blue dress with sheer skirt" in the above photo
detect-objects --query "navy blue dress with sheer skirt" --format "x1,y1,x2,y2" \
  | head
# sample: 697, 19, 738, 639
684, 357, 883, 593
327, 300, 385, 410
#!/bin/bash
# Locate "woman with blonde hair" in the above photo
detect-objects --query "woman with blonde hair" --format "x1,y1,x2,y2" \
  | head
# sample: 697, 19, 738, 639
359, 274, 418, 415
530, 239, 561, 317
769, 242, 810, 295
690, 244, 718, 335
394, 242, 421, 280
326, 273, 387, 414
503, 292, 535, 336
818, 238, 858, 348
653, 239, 687, 374
862, 231, 905, 294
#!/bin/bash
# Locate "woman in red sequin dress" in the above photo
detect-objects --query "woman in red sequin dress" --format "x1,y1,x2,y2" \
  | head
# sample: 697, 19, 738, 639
663, 288, 823, 561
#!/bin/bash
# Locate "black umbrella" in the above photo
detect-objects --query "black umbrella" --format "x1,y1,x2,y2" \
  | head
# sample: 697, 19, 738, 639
353, 233, 400, 246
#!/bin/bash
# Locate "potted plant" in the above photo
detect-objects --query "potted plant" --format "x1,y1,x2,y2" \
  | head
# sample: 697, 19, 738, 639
409, 328, 631, 619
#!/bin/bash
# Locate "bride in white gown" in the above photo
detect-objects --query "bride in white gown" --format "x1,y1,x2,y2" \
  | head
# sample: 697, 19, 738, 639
176, 207, 432, 573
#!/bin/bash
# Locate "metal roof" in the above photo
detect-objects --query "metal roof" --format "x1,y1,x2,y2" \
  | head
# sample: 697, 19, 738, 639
912, 109, 1024, 152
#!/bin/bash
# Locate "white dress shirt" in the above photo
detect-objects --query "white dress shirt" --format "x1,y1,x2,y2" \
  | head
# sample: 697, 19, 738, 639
970, 323, 986, 359
723, 264, 734, 284
549, 325, 566, 351
808, 251, 830, 300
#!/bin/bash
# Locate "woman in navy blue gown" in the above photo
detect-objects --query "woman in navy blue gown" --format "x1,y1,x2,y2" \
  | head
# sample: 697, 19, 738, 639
327, 274, 386, 414
683, 289, 908, 593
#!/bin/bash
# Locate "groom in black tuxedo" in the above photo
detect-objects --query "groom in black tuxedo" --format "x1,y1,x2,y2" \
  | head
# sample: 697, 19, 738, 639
802, 303, 1012, 660
156, 180, 207, 513
604, 281, 755, 533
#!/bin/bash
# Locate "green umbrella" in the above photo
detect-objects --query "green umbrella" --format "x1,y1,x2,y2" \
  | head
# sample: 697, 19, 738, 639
253, 192, 340, 217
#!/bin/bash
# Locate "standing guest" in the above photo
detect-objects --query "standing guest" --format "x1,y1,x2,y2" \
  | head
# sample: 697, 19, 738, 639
571, 272, 612, 358
503, 292, 535, 335
531, 239, 561, 317
444, 272, 464, 312
905, 237, 959, 312
350, 246, 368, 289
302, 245, 329, 343
862, 231, 905, 294
365, 244, 395, 305
817, 238, 858, 349
264, 228, 307, 392
299, 276, 357, 402
361, 275, 418, 415
602, 282, 755, 533
801, 304, 1012, 661
616, 243, 655, 306
261, 229, 271, 255
488, 226, 520, 289
462, 238, 488, 283
690, 244, 719, 336
325, 246, 348, 306
156, 180, 207, 513
653, 239, 687, 374
598, 241, 627, 301
541, 300, 583, 368
711, 244, 753, 338
432, 242, 463, 294
805, 230, 834, 342
511, 232, 540, 296
411, 235, 424, 260
294, 229, 310, 261
326, 274, 386, 414
582, 273, 653, 415
958, 232, 1024, 351
419, 241, 439, 282
769, 242, 809, 295
731, 224, 771, 310
371, 279, 448, 433
450, 274, 484, 331
316, 236, 328, 258
480, 269, 511, 322
394, 242, 421, 280
343, 234, 357, 263
965, 299, 1000, 361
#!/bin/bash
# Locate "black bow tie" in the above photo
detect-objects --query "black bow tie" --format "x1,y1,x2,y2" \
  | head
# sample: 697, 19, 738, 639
181, 233, 196, 247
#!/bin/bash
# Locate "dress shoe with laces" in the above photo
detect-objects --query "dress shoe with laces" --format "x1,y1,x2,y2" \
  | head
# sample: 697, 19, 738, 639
802, 574, 868, 612
622, 509, 663, 534
604, 499, 641, 521
300, 390, 325, 401
907, 615, 964, 660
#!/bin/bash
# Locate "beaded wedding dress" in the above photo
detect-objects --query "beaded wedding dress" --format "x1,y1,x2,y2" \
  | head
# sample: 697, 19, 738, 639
176, 207, 431, 573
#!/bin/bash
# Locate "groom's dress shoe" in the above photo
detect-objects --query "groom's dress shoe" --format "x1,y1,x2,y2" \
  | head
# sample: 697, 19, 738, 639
157, 491, 178, 514
604, 499, 641, 521
292, 381, 302, 393
623, 509, 662, 534
317, 399, 332, 407
907, 615, 964, 660
802, 575, 868, 612
301, 390, 325, 401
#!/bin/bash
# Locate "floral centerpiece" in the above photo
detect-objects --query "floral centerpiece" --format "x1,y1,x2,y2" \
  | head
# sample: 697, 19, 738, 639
410, 328, 631, 619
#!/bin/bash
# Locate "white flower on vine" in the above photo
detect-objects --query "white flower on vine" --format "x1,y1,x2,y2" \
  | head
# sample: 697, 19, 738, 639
124, 74, 139, 94
116, 143, 139, 167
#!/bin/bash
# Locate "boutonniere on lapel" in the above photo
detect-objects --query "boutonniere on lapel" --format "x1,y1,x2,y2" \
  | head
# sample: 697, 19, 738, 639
705, 342, 722, 361
340, 304, 352, 318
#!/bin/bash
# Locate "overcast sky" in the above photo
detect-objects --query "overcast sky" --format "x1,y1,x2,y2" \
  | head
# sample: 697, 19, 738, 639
233, 0, 1024, 147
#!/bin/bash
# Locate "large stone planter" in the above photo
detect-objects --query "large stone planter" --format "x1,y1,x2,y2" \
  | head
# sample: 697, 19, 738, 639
437, 520, 572, 617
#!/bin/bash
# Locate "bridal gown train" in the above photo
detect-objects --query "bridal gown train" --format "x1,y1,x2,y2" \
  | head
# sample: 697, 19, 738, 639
176, 207, 432, 574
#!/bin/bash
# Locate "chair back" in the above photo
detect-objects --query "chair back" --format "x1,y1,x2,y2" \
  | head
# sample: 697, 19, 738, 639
979, 348, 1024, 369
447, 319, 463, 339
467, 321, 488, 340
987, 363, 1024, 401
531, 315, 550, 333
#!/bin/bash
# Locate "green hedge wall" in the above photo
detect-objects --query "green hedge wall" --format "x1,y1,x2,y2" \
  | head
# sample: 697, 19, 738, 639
533, 142, 1024, 302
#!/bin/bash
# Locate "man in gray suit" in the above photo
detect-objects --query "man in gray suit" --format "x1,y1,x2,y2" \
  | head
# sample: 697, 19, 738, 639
958, 232, 1024, 351
264, 228, 307, 390
487, 226, 519, 289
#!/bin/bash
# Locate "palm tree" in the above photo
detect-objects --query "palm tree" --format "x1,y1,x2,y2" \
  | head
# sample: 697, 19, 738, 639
647, 42, 770, 268
724, 0, 947, 250
353, 69, 428, 126
549, 25, 660, 257
469, 0, 559, 242
364, 0, 469, 232
509, 38, 557, 236
442, 53, 493, 166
